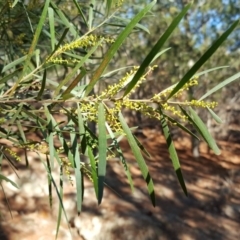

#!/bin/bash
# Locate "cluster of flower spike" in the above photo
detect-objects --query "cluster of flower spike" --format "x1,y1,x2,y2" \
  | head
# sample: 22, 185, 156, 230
187, 99, 217, 108
115, 0, 124, 7
47, 34, 114, 63
7, 0, 13, 8
4, 148, 21, 161
100, 65, 157, 99
60, 67, 218, 132
69, 67, 218, 131
149, 76, 218, 121
99, 66, 140, 99
60, 157, 74, 185
152, 77, 199, 102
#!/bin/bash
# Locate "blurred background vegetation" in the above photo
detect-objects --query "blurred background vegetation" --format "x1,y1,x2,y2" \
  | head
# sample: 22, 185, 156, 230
112, 0, 240, 104
1, 0, 239, 100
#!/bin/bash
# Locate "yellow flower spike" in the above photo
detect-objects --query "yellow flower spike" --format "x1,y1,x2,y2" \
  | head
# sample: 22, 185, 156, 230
5, 148, 21, 161
47, 34, 114, 63
154, 75, 199, 101
7, 0, 13, 8
99, 67, 140, 99
115, 0, 124, 7
99, 65, 157, 99
61, 157, 74, 185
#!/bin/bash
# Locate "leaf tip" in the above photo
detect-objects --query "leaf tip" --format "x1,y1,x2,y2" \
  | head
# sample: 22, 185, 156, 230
215, 148, 221, 155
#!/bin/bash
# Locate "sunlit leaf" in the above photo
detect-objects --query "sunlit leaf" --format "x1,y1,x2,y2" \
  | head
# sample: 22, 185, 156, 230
48, 6, 55, 51
55, 40, 103, 97
85, 0, 156, 96
119, 112, 155, 206
10, 0, 51, 95
199, 72, 240, 100
159, 110, 188, 196
106, 0, 113, 15
162, 113, 199, 140
36, 69, 47, 100
124, 3, 191, 97
106, 122, 134, 192
207, 107, 223, 124
168, 20, 239, 99
70, 129, 82, 214
73, 0, 88, 28
88, 146, 98, 198
97, 103, 107, 204
195, 66, 229, 77
180, 106, 221, 155
0, 174, 19, 189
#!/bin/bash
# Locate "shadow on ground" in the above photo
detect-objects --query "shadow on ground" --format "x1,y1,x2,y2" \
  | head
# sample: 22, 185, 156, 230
0, 128, 240, 240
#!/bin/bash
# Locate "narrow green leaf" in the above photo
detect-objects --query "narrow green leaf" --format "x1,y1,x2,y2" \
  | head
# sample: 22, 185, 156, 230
0, 69, 22, 84
150, 48, 171, 64
73, 0, 89, 28
106, 0, 113, 15
134, 136, 152, 158
119, 112, 155, 206
162, 113, 199, 140
112, 16, 150, 34
88, 0, 95, 30
55, 165, 64, 240
61, 69, 87, 99
160, 67, 228, 96
88, 146, 98, 198
85, 0, 156, 96
2, 55, 27, 73
206, 107, 223, 124
49, 132, 55, 169
102, 66, 135, 78
50, 2, 78, 37
48, 6, 55, 51
54, 40, 103, 97
189, 107, 221, 155
199, 72, 240, 100
61, 136, 75, 168
47, 28, 69, 61
180, 106, 221, 155
70, 133, 82, 214
22, 3, 34, 33
0, 181, 13, 218
168, 20, 239, 99
12, 0, 19, 7
39, 154, 71, 238
0, 174, 19, 189
97, 103, 107, 204
159, 111, 188, 196
77, 105, 85, 140
16, 120, 27, 143
35, 48, 40, 67
43, 105, 56, 168
106, 122, 134, 192
9, 104, 23, 125
46, 157, 53, 209
36, 69, 47, 100
10, 0, 51, 95
123, 3, 191, 97
195, 66, 229, 77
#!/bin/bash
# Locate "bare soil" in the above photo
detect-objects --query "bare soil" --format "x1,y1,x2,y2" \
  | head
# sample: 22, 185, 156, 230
0, 128, 240, 240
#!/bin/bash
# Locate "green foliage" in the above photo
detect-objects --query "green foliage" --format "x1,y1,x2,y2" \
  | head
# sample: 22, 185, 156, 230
0, 0, 239, 237
126, 0, 240, 106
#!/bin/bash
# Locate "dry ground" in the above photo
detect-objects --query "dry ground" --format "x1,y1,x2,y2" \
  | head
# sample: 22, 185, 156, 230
0, 128, 240, 240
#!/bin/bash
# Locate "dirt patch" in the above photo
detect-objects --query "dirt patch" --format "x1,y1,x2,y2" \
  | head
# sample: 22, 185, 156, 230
0, 128, 240, 240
